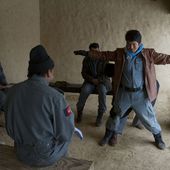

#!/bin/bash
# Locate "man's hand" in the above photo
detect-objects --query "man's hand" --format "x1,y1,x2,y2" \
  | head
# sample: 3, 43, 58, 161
92, 79, 99, 85
73, 50, 88, 56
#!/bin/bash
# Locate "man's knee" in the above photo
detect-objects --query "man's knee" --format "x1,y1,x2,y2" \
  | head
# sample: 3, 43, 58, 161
98, 84, 107, 94
81, 84, 94, 94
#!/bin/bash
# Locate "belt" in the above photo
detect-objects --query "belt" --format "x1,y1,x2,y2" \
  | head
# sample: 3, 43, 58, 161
120, 84, 143, 92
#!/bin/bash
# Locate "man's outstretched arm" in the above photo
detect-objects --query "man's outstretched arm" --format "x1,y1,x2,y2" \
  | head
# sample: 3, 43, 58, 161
74, 50, 88, 56
74, 50, 116, 61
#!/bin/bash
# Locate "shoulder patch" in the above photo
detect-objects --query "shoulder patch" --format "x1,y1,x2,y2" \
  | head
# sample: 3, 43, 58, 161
65, 105, 72, 117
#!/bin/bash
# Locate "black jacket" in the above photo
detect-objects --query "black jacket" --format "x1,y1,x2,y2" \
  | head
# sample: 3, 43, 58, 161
81, 57, 111, 91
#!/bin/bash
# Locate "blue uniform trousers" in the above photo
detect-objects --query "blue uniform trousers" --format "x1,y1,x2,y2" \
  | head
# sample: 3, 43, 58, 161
106, 88, 161, 135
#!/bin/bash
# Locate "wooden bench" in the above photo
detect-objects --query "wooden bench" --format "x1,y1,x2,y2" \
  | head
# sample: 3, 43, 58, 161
0, 144, 94, 170
50, 81, 113, 95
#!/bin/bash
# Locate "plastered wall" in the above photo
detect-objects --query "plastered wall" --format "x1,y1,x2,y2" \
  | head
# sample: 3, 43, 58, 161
40, 0, 170, 93
0, 0, 170, 94
0, 0, 40, 83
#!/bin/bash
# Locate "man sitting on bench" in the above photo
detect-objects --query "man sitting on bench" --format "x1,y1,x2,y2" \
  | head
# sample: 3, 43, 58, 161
76, 43, 112, 126
4, 45, 75, 167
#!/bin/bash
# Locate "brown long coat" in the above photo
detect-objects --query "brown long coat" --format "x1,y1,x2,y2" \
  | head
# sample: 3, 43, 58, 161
89, 48, 170, 102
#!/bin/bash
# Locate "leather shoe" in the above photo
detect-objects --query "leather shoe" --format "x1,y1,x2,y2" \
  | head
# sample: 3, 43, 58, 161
108, 133, 117, 146
98, 129, 113, 146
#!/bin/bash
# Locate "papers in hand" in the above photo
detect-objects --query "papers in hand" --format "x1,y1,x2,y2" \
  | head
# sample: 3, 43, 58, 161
74, 127, 83, 140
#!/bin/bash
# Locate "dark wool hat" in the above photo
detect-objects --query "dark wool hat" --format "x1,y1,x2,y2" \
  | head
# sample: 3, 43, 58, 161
125, 30, 142, 43
28, 45, 54, 77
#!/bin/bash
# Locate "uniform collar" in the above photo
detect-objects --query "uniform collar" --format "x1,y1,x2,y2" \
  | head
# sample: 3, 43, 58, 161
29, 75, 49, 86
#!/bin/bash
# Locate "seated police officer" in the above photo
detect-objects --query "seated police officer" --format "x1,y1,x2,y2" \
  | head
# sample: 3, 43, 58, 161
4, 45, 75, 166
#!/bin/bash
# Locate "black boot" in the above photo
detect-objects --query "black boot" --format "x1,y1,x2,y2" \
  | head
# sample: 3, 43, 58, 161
95, 113, 104, 127
153, 133, 166, 150
98, 129, 113, 146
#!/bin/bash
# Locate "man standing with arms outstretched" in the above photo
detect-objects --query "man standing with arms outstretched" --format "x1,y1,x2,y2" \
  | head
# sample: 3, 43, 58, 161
74, 30, 170, 150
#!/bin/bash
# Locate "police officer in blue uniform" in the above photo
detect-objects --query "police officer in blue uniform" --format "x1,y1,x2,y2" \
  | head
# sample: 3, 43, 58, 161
4, 45, 75, 166
74, 30, 170, 150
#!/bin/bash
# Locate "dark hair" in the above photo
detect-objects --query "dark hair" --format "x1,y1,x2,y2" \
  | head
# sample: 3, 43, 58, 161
125, 30, 142, 43
89, 43, 99, 50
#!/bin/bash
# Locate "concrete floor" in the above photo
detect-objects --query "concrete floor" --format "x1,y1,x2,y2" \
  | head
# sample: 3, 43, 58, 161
1, 93, 170, 170
67, 93, 170, 170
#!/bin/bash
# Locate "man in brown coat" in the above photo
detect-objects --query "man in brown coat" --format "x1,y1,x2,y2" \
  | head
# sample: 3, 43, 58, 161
74, 30, 170, 150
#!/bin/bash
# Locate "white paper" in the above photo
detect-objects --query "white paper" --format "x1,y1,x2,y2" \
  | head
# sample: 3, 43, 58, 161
74, 127, 83, 140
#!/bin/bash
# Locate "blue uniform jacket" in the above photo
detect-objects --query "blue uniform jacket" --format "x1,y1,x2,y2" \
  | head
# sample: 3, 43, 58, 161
4, 75, 74, 166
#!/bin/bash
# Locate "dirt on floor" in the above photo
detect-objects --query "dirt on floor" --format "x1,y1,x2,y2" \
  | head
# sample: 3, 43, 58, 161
1, 93, 170, 170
